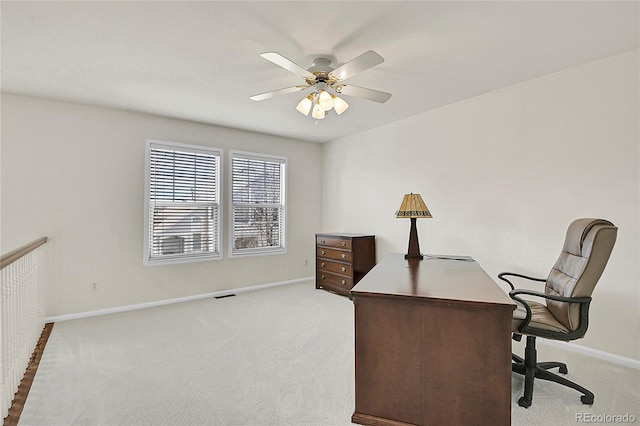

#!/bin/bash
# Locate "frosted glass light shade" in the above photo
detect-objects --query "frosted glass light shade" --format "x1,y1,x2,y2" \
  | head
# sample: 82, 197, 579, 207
296, 95, 313, 116
332, 95, 349, 115
312, 103, 325, 119
318, 90, 333, 111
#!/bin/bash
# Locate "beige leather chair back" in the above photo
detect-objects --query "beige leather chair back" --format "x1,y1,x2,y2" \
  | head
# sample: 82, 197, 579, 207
545, 218, 617, 331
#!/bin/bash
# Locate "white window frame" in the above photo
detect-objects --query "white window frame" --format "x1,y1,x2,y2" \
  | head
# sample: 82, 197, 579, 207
229, 150, 287, 258
144, 139, 223, 266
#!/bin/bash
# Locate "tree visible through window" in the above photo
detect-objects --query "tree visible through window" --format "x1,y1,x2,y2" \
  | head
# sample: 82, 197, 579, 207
231, 151, 286, 256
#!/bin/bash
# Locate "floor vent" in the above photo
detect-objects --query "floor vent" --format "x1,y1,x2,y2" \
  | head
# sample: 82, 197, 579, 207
214, 294, 236, 299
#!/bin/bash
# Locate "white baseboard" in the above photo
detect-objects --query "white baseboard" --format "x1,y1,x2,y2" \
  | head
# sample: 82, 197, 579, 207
46, 276, 314, 323
538, 339, 640, 370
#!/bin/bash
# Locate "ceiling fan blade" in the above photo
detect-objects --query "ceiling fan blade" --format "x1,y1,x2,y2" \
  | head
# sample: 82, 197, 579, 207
330, 50, 385, 81
336, 84, 392, 103
250, 86, 309, 101
260, 52, 315, 79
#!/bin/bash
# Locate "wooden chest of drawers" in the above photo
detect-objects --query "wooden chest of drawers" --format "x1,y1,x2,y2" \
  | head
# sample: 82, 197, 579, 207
316, 233, 376, 297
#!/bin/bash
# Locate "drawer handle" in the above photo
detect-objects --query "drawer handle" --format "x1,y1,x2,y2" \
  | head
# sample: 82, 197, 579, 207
321, 275, 325, 279
341, 266, 346, 272
320, 240, 325, 244
341, 279, 346, 285
341, 253, 346, 259
321, 262, 325, 267
341, 241, 346, 247
321, 250, 325, 255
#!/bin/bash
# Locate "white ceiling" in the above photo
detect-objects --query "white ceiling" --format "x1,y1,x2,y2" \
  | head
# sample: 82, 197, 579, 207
2, 1, 638, 143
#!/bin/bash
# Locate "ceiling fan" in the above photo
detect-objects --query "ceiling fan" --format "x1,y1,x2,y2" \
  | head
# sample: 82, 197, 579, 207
250, 50, 391, 120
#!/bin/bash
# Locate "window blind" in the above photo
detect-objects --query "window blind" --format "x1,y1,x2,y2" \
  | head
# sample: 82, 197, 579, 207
231, 152, 286, 255
146, 141, 221, 263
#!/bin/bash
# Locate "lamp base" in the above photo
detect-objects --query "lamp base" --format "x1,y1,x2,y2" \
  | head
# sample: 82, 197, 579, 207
405, 217, 423, 261
405, 253, 424, 260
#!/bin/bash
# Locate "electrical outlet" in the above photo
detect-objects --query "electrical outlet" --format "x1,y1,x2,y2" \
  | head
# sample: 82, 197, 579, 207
91, 282, 99, 292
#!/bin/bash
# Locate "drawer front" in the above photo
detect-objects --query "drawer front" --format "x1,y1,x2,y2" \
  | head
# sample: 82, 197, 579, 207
317, 271, 353, 289
316, 236, 352, 250
317, 247, 352, 262
317, 259, 353, 276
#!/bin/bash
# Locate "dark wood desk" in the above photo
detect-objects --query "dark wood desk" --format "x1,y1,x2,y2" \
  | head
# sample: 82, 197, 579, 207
351, 253, 516, 426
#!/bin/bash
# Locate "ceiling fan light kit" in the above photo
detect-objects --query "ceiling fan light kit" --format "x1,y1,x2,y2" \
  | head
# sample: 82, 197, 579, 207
251, 50, 391, 121
295, 88, 349, 119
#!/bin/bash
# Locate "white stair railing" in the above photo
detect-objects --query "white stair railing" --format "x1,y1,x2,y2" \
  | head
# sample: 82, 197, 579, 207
1, 237, 48, 419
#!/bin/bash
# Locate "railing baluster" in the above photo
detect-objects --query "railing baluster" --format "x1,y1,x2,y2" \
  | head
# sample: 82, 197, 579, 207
1, 237, 48, 419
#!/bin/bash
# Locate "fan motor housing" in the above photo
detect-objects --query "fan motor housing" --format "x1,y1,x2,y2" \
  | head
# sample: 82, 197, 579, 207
307, 58, 336, 84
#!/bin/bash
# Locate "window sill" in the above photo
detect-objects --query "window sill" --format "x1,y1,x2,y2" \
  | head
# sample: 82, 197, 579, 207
143, 253, 222, 267
229, 248, 287, 259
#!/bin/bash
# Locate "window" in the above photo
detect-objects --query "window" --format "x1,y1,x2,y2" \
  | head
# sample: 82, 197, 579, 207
230, 151, 286, 257
144, 140, 222, 265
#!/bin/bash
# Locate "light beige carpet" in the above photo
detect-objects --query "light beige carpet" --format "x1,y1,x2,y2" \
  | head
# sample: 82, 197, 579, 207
18, 282, 640, 425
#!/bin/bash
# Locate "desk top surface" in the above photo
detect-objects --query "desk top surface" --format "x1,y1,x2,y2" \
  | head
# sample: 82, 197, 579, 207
351, 253, 516, 308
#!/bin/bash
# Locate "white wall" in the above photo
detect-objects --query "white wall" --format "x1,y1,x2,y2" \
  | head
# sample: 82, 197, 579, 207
1, 94, 322, 317
322, 50, 639, 361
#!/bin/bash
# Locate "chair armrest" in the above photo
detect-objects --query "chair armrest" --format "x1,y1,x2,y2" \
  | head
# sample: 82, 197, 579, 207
509, 289, 592, 304
498, 272, 546, 290
509, 289, 592, 333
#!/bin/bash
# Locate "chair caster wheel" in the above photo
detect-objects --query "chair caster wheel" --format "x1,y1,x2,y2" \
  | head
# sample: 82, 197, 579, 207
581, 395, 594, 405
559, 365, 568, 374
518, 397, 531, 408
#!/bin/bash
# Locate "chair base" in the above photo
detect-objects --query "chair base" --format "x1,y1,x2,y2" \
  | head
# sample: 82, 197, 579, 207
512, 335, 594, 408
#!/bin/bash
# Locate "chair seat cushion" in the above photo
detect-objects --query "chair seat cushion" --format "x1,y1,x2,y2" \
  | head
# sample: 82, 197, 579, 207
512, 300, 570, 334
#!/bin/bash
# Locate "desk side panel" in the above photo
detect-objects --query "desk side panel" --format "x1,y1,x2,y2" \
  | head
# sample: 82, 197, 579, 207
419, 301, 512, 425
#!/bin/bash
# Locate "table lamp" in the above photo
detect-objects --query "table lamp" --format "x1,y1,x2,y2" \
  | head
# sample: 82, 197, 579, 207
396, 193, 432, 260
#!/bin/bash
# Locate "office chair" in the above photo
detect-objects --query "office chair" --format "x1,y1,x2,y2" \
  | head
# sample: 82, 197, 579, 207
499, 218, 617, 408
